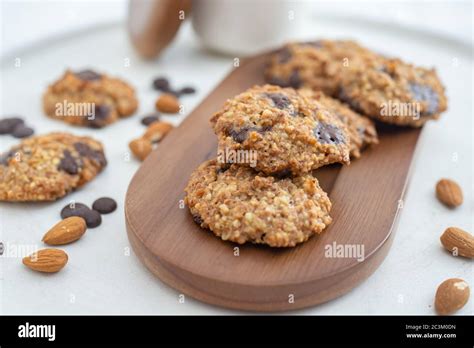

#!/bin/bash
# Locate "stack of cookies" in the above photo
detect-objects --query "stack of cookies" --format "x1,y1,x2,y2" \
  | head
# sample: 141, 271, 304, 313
185, 84, 378, 247
185, 39, 448, 248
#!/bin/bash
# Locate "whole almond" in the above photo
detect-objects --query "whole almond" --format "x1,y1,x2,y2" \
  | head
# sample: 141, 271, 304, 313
42, 216, 87, 245
23, 249, 68, 273
129, 137, 153, 161
440, 227, 474, 259
436, 179, 463, 208
143, 122, 173, 143
155, 93, 180, 114
435, 278, 470, 315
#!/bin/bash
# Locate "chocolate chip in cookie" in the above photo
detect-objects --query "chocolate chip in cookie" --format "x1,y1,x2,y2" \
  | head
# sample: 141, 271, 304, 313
75, 69, 102, 81
58, 150, 81, 175
409, 83, 439, 115
314, 123, 346, 145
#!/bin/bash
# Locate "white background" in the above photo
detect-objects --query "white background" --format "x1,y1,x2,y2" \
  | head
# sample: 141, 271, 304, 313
0, 0, 472, 314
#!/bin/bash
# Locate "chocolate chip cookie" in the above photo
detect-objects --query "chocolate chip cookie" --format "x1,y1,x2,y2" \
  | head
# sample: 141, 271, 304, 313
299, 89, 378, 158
43, 70, 138, 128
0, 133, 107, 201
264, 40, 378, 96
210, 85, 351, 176
184, 159, 332, 247
338, 58, 447, 127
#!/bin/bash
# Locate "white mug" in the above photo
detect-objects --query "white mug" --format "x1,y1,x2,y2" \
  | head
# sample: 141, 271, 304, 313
192, 0, 296, 56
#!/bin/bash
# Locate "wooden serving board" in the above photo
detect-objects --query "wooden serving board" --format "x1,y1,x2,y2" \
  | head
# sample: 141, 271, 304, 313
125, 51, 421, 312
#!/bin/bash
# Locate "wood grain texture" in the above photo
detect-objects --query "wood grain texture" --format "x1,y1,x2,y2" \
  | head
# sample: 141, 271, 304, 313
125, 51, 421, 312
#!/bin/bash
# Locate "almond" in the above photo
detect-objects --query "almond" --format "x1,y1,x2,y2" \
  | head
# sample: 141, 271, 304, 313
440, 227, 474, 259
143, 121, 173, 143
42, 216, 87, 245
436, 179, 463, 208
435, 278, 470, 315
23, 248, 68, 273
155, 93, 180, 114
129, 137, 153, 161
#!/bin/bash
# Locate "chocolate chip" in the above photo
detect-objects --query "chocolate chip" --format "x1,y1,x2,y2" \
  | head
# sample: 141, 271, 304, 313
265, 93, 292, 110
73, 142, 107, 167
409, 83, 439, 115
216, 163, 231, 174
0, 150, 15, 165
179, 86, 196, 95
278, 48, 292, 63
271, 168, 292, 180
228, 127, 250, 143
60, 202, 90, 219
58, 150, 81, 174
141, 114, 160, 126
92, 197, 117, 214
314, 123, 346, 145
289, 70, 301, 88
75, 70, 101, 81
87, 105, 110, 128
11, 124, 34, 138
192, 214, 203, 225
0, 117, 24, 134
152, 77, 170, 91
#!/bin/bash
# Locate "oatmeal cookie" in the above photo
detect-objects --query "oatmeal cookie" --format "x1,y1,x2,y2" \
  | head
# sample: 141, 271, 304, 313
0, 132, 107, 201
338, 58, 447, 127
184, 159, 332, 247
210, 85, 351, 176
264, 40, 378, 96
43, 69, 138, 128
299, 89, 378, 158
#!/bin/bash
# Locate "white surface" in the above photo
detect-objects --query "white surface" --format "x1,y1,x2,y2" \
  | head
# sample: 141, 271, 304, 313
0, 4, 473, 315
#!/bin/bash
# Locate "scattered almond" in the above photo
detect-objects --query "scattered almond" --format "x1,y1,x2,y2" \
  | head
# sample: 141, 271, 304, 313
42, 216, 87, 245
129, 137, 153, 161
440, 227, 474, 259
435, 278, 470, 315
23, 248, 68, 273
155, 93, 180, 114
436, 179, 463, 208
143, 121, 173, 143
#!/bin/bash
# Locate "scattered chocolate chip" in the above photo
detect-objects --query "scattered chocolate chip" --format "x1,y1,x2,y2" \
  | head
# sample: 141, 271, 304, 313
272, 168, 292, 180
141, 114, 160, 126
58, 150, 81, 174
179, 86, 196, 95
74, 69, 102, 81
265, 93, 292, 110
152, 77, 170, 91
60, 202, 90, 219
409, 83, 439, 115
192, 214, 203, 225
81, 209, 102, 228
87, 105, 111, 128
75, 69, 102, 81
11, 124, 34, 138
92, 197, 117, 214
314, 123, 346, 145
73, 142, 107, 167
278, 48, 292, 63
288, 70, 301, 88
0, 117, 24, 134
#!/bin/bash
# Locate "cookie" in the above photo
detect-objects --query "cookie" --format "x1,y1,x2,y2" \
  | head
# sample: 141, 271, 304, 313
338, 58, 447, 127
43, 70, 138, 128
0, 133, 107, 201
264, 40, 377, 96
210, 85, 351, 176
299, 89, 378, 158
184, 159, 332, 247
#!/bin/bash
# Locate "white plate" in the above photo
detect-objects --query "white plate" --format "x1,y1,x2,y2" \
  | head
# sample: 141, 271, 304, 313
0, 18, 472, 315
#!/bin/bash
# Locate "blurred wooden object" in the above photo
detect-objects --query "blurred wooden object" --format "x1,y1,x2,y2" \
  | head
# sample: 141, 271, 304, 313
128, 0, 191, 59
